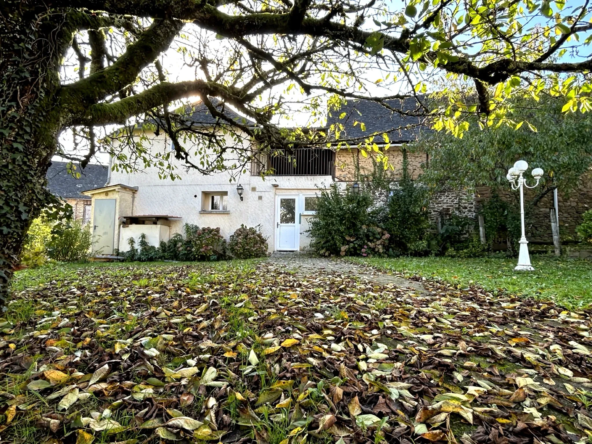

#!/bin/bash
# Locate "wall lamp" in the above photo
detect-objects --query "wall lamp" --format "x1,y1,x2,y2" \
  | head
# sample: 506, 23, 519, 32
236, 183, 244, 201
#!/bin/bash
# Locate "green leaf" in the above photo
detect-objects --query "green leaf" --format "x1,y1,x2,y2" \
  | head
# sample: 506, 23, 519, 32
556, 23, 571, 34
27, 380, 51, 391
405, 4, 417, 17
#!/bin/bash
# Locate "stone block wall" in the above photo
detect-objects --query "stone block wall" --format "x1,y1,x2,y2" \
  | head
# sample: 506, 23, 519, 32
66, 198, 91, 223
429, 190, 477, 222
476, 172, 592, 243
334, 147, 425, 182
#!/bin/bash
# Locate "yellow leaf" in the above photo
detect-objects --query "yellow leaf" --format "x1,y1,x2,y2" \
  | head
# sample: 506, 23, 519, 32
5, 405, 16, 424
44, 370, 70, 385
263, 346, 281, 355
276, 398, 292, 409
281, 339, 300, 348
224, 351, 238, 358
348, 396, 362, 417
76, 430, 95, 444
289, 427, 303, 436
271, 380, 295, 390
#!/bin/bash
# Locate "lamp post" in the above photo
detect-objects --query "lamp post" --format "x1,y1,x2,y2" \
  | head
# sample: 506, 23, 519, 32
506, 160, 544, 271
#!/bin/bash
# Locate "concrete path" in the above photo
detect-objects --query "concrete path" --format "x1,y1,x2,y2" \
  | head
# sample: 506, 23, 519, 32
266, 254, 428, 295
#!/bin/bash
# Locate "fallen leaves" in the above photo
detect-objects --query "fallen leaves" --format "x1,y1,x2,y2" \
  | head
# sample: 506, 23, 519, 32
1, 260, 591, 444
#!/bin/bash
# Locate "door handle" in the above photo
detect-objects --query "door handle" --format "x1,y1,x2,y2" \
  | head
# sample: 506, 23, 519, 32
277, 222, 279, 228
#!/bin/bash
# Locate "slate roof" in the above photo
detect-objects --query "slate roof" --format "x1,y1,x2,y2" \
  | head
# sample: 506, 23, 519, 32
46, 161, 109, 200
180, 99, 256, 127
326, 97, 430, 143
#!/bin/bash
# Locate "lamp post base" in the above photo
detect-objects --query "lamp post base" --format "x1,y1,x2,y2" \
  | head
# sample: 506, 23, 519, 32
515, 238, 534, 271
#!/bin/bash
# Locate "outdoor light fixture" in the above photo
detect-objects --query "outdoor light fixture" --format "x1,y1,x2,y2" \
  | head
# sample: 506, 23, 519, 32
236, 183, 244, 201
352, 182, 360, 193
507, 160, 544, 271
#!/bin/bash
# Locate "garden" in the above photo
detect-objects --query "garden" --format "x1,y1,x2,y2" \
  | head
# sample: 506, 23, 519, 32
2, 258, 592, 444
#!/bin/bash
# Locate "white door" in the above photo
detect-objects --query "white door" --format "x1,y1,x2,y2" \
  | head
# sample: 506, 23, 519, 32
93, 199, 116, 255
276, 196, 299, 251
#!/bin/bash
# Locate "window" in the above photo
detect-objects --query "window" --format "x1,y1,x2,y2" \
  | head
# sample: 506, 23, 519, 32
303, 196, 319, 214
201, 192, 229, 212
210, 195, 227, 211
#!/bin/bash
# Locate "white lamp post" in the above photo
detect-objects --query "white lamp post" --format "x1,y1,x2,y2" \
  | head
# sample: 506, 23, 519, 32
506, 160, 544, 271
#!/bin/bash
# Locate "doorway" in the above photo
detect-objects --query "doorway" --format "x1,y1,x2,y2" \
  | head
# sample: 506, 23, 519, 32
275, 195, 299, 251
93, 199, 116, 254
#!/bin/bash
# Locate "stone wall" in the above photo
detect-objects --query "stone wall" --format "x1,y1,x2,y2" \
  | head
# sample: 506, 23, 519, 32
429, 190, 477, 222
66, 198, 91, 223
334, 146, 425, 182
476, 172, 592, 243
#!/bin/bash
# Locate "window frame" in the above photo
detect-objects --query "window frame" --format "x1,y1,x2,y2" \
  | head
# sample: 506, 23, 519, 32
301, 194, 319, 215
201, 191, 229, 213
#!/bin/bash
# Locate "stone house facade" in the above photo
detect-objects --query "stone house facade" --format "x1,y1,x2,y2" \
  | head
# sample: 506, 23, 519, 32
81, 97, 589, 255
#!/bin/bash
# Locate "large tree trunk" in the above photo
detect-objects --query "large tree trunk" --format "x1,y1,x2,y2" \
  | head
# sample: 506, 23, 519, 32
0, 2, 65, 309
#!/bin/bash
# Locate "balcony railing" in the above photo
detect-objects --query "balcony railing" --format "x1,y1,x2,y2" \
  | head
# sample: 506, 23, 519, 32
251, 148, 335, 177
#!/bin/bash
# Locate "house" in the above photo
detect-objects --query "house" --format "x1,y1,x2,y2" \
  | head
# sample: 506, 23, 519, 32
46, 161, 109, 223
82, 98, 443, 255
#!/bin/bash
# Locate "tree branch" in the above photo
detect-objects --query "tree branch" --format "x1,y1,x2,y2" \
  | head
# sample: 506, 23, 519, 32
60, 18, 184, 115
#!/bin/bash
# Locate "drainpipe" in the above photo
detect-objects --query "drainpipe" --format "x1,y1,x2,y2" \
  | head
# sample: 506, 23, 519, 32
106, 153, 113, 186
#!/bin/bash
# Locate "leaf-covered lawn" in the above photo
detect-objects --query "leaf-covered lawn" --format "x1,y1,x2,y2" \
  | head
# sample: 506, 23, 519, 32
350, 256, 592, 309
1, 260, 592, 444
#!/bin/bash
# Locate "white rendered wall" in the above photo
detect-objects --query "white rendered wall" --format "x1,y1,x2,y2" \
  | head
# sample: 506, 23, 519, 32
109, 131, 339, 251
120, 224, 170, 252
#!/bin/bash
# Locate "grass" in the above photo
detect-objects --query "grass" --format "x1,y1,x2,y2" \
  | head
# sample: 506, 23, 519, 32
350, 254, 592, 309
3, 259, 592, 443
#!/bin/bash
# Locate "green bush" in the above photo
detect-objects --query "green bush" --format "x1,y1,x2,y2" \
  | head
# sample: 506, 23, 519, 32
184, 225, 227, 261
479, 193, 521, 254
576, 210, 592, 245
308, 184, 377, 256
47, 220, 93, 262
21, 217, 53, 267
228, 225, 268, 259
381, 178, 432, 256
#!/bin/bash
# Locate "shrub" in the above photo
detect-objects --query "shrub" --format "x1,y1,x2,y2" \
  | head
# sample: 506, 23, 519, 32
21, 217, 52, 267
308, 184, 376, 256
124, 237, 138, 261
160, 233, 186, 260
228, 225, 268, 259
479, 193, 521, 254
47, 220, 93, 262
342, 225, 390, 257
435, 212, 485, 257
137, 233, 161, 262
381, 178, 432, 256
184, 224, 226, 261
577, 210, 592, 245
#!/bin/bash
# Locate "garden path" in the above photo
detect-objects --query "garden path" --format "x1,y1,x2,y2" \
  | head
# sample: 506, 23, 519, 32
267, 254, 428, 295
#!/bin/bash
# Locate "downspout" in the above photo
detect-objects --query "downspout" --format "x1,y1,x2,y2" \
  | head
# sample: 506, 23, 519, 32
106, 153, 113, 186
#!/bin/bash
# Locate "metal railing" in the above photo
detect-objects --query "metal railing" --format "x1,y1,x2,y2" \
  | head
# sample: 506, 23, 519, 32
251, 148, 335, 177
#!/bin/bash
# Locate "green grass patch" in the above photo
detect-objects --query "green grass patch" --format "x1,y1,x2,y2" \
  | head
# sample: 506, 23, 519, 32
350, 255, 592, 309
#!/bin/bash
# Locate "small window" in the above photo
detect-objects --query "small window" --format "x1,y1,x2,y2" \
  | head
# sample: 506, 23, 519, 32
303, 196, 319, 214
210, 195, 227, 211
201, 192, 229, 212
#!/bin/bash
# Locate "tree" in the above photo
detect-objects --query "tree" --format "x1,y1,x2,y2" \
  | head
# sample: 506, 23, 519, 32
414, 96, 592, 200
2, 0, 592, 307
